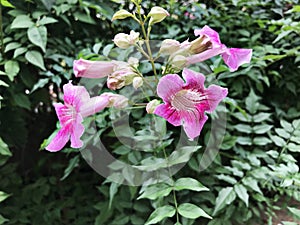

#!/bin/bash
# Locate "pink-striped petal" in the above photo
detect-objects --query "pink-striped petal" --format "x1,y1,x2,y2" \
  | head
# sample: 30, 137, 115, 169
70, 114, 84, 148
221, 48, 252, 72
181, 110, 208, 140
63, 82, 90, 111
46, 127, 71, 152
157, 74, 184, 102
73, 59, 116, 78
198, 85, 228, 113
154, 104, 181, 126
186, 47, 225, 66
194, 25, 222, 47
182, 68, 205, 91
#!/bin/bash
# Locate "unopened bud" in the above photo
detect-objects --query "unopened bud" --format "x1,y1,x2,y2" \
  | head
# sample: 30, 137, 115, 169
128, 57, 139, 67
113, 30, 139, 49
146, 99, 160, 114
159, 39, 181, 55
112, 9, 132, 21
102, 93, 128, 109
132, 77, 143, 89
107, 67, 136, 90
171, 55, 187, 68
148, 6, 169, 24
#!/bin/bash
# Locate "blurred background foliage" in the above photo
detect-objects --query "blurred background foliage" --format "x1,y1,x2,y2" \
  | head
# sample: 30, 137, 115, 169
0, 0, 299, 224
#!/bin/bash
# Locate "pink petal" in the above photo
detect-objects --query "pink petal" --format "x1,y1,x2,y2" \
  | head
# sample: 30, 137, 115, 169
80, 95, 110, 117
221, 48, 252, 72
194, 25, 222, 47
199, 85, 228, 113
154, 104, 181, 126
182, 68, 205, 91
186, 47, 225, 65
182, 110, 208, 140
54, 103, 70, 126
63, 82, 90, 111
157, 74, 184, 102
46, 127, 71, 152
70, 114, 84, 148
73, 59, 116, 78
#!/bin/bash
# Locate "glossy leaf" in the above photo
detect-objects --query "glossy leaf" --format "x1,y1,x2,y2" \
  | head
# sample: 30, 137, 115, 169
145, 205, 175, 225
25, 51, 46, 70
178, 203, 212, 219
28, 26, 47, 52
174, 177, 209, 192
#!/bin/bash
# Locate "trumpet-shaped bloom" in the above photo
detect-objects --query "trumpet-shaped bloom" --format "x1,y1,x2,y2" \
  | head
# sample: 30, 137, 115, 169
190, 25, 252, 71
73, 59, 118, 78
154, 68, 228, 140
46, 82, 110, 152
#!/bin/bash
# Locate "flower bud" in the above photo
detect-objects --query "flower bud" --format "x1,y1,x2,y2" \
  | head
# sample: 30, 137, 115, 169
171, 55, 187, 69
102, 93, 128, 109
132, 77, 143, 89
112, 9, 132, 21
113, 31, 139, 49
148, 6, 169, 24
107, 67, 136, 90
146, 99, 160, 114
159, 39, 181, 55
128, 57, 139, 67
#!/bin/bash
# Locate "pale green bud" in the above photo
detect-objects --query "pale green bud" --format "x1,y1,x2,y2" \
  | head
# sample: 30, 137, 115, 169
146, 99, 160, 114
159, 39, 181, 55
112, 9, 133, 21
132, 77, 143, 89
148, 6, 169, 25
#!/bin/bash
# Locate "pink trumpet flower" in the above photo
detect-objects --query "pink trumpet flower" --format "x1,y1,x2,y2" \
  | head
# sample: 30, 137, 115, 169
46, 82, 110, 152
154, 68, 228, 140
73, 58, 118, 78
189, 25, 252, 71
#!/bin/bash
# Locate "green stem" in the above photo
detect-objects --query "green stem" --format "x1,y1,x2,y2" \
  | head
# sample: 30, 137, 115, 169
162, 148, 179, 223
136, 5, 158, 83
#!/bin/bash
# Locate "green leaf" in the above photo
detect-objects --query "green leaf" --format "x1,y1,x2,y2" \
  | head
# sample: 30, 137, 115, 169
0, 191, 10, 203
213, 187, 236, 215
253, 124, 273, 134
4, 60, 20, 81
73, 12, 96, 24
11, 15, 34, 29
0, 80, 9, 87
0, 214, 8, 225
242, 177, 262, 194
273, 30, 293, 43
234, 184, 249, 207
27, 26, 47, 52
168, 146, 200, 166
38, 17, 58, 25
134, 157, 168, 172
281, 222, 299, 225
253, 112, 272, 123
1, 0, 14, 7
253, 137, 272, 145
280, 120, 293, 133
109, 182, 119, 209
25, 50, 46, 70
235, 124, 252, 134
245, 90, 260, 114
174, 178, 209, 192
13, 94, 31, 110
270, 135, 286, 147
275, 128, 290, 139
287, 207, 300, 220
145, 205, 176, 225
13, 47, 28, 58
137, 183, 172, 200
287, 143, 300, 152
4, 42, 21, 52
60, 155, 79, 181
292, 119, 300, 129
0, 137, 12, 156
31, 78, 49, 93
178, 203, 212, 219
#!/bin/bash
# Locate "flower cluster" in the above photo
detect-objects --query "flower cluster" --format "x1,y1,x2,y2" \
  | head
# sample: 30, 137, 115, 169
46, 5, 252, 152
